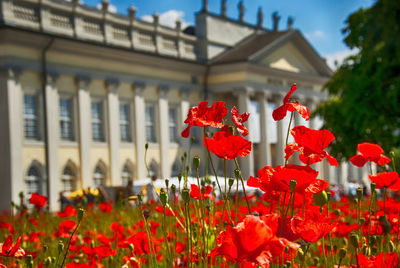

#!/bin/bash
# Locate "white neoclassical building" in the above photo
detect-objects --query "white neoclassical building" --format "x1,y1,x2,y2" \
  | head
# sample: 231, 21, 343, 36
0, 0, 368, 210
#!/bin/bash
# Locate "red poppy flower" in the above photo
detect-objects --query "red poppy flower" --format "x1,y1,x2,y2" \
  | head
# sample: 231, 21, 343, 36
29, 193, 48, 210
350, 142, 391, 167
0, 235, 25, 257
181, 101, 228, 138
190, 184, 213, 200
204, 130, 251, 159
57, 220, 77, 237
291, 217, 336, 243
232, 106, 249, 136
248, 165, 326, 195
210, 215, 299, 267
368, 172, 400, 190
272, 84, 309, 121
357, 252, 399, 268
285, 126, 339, 166
57, 205, 77, 218
99, 202, 112, 213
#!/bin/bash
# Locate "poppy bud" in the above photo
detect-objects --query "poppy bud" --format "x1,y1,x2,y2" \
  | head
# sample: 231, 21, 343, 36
129, 243, 134, 252
370, 182, 376, 192
77, 208, 84, 222
43, 245, 48, 253
58, 241, 64, 253
171, 184, 176, 194
234, 169, 241, 179
137, 194, 143, 203
11, 201, 15, 207
350, 233, 359, 248
334, 209, 340, 216
165, 179, 169, 189
285, 261, 291, 268
390, 151, 395, 158
178, 174, 182, 183
313, 257, 319, 266
289, 179, 297, 192
338, 248, 347, 259
182, 188, 190, 203
193, 157, 200, 169
19, 191, 24, 199
184, 152, 187, 158
145, 143, 149, 150
326, 191, 332, 202
297, 248, 305, 261
333, 245, 338, 253
342, 237, 348, 247
359, 217, 365, 225
190, 136, 195, 143
160, 189, 168, 206
229, 177, 235, 187
356, 187, 363, 200
44, 257, 52, 266
313, 191, 328, 207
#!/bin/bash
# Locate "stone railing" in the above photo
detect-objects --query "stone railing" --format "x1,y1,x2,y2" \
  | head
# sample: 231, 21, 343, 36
0, 0, 197, 60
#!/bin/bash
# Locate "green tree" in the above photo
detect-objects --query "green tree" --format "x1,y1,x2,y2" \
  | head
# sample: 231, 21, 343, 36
316, 0, 400, 161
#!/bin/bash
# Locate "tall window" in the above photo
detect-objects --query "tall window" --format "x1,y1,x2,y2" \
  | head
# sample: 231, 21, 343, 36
121, 164, 132, 186
91, 101, 104, 141
26, 166, 42, 196
24, 95, 40, 139
119, 103, 131, 142
169, 107, 178, 143
145, 104, 156, 142
93, 165, 106, 188
62, 166, 76, 193
59, 98, 74, 140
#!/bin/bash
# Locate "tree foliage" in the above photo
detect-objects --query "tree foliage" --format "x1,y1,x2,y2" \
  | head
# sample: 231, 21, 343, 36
316, 0, 400, 161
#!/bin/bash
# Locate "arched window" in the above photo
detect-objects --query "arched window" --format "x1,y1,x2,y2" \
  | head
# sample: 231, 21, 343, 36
62, 166, 76, 193
93, 165, 106, 188
26, 165, 42, 196
121, 164, 132, 186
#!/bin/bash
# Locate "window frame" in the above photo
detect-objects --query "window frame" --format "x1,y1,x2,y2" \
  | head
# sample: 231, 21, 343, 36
119, 101, 133, 143
59, 96, 75, 141
168, 105, 179, 143
145, 102, 157, 143
91, 98, 107, 143
23, 92, 41, 141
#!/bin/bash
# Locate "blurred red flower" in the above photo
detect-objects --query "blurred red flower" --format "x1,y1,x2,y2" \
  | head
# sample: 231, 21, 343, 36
99, 202, 112, 213
350, 142, 391, 167
291, 217, 336, 243
181, 101, 228, 138
29, 193, 48, 211
285, 126, 339, 166
210, 215, 299, 267
368, 172, 400, 190
231, 106, 250, 136
57, 205, 77, 218
0, 235, 25, 257
272, 84, 309, 121
357, 252, 399, 268
190, 184, 213, 200
204, 130, 251, 159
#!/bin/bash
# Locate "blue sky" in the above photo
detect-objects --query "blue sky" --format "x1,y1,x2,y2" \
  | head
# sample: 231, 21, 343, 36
83, 0, 375, 68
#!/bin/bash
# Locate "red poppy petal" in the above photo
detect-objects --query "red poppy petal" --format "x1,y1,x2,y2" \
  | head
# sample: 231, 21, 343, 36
376, 155, 391, 166
326, 153, 339, 166
350, 155, 368, 167
272, 105, 288, 121
283, 84, 297, 104
286, 103, 310, 121
357, 142, 383, 158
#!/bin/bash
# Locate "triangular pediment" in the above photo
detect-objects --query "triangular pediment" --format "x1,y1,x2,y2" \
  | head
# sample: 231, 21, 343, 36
257, 42, 318, 75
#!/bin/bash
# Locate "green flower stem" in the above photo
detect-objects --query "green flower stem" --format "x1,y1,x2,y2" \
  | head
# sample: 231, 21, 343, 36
280, 191, 293, 237
234, 158, 251, 214
60, 213, 83, 268
203, 127, 234, 226
196, 166, 207, 267
284, 112, 294, 165
162, 205, 172, 266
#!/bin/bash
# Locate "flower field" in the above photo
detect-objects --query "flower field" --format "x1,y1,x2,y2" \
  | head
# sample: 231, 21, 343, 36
1, 84, 400, 267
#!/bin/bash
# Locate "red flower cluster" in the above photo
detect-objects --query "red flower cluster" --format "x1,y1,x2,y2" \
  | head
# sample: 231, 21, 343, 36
350, 142, 391, 167
272, 83, 309, 121
29, 193, 48, 211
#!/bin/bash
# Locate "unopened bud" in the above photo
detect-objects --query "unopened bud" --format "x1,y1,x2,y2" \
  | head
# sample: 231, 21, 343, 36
190, 136, 195, 143
193, 157, 200, 169
165, 179, 169, 189
129, 243, 134, 251
160, 189, 168, 206
44, 256, 52, 266
356, 187, 363, 200
359, 217, 365, 225
389, 240, 395, 251
182, 188, 190, 203
58, 241, 64, 253
370, 182, 376, 192
350, 233, 359, 248
43, 245, 48, 253
171, 184, 176, 194
178, 174, 182, 183
229, 177, 235, 187
289, 179, 297, 192
313, 191, 328, 207
137, 194, 143, 203
77, 208, 84, 222
145, 143, 149, 150
390, 151, 395, 158
338, 248, 347, 259
234, 169, 241, 179
326, 191, 332, 202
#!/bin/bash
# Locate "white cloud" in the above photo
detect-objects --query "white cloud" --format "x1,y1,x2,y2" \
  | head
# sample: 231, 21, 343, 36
305, 30, 325, 42
96, 2, 117, 13
324, 48, 359, 70
141, 10, 189, 29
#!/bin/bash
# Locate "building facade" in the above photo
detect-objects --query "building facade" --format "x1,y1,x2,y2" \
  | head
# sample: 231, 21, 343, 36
0, 0, 367, 210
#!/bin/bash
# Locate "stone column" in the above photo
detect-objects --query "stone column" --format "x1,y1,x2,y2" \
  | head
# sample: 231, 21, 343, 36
237, 87, 254, 178
45, 73, 60, 210
158, 85, 170, 179
340, 161, 349, 193
133, 82, 146, 180
258, 91, 272, 167
0, 67, 23, 212
106, 79, 120, 186
275, 93, 286, 166
76, 76, 91, 188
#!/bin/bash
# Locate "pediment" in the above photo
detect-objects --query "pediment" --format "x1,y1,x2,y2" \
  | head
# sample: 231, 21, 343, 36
256, 42, 318, 75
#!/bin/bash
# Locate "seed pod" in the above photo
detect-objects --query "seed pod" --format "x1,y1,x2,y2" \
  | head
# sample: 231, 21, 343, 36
171, 184, 176, 194
165, 179, 169, 189
182, 188, 190, 203
338, 248, 347, 259
77, 208, 84, 222
359, 217, 365, 225
58, 241, 64, 253
350, 233, 359, 248
313, 191, 328, 207
289, 179, 297, 192
160, 189, 168, 206
43, 245, 48, 253
145, 143, 149, 150
326, 191, 332, 202
129, 243, 134, 252
356, 187, 363, 200
228, 177, 235, 187
234, 169, 241, 179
